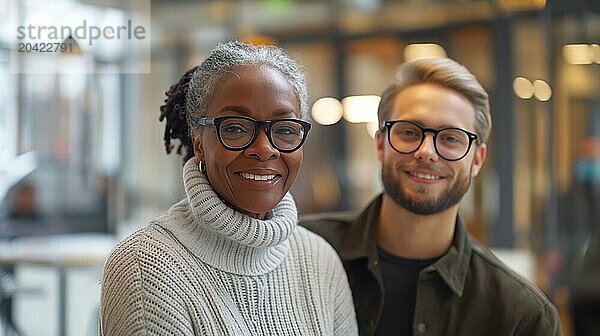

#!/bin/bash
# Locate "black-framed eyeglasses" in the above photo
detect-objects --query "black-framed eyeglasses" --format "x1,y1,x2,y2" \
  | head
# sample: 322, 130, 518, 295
198, 116, 312, 153
383, 120, 479, 161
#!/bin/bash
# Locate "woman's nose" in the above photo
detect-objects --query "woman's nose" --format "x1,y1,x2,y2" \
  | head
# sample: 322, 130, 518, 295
244, 128, 280, 161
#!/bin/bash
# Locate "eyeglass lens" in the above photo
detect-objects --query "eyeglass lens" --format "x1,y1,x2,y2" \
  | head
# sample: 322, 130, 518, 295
218, 118, 306, 151
389, 121, 472, 160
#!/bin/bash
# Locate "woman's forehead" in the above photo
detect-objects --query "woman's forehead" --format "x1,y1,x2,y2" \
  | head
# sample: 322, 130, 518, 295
206, 65, 300, 119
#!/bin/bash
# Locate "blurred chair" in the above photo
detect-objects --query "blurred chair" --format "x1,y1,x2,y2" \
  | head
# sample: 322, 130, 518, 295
6, 184, 39, 221
0, 182, 40, 336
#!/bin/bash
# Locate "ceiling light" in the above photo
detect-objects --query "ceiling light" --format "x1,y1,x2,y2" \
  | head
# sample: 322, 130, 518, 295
533, 80, 552, 101
311, 97, 343, 125
513, 77, 534, 99
404, 43, 447, 62
563, 44, 593, 65
342, 95, 380, 123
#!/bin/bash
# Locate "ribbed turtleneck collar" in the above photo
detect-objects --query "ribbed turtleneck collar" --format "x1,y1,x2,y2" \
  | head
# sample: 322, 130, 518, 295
156, 158, 298, 276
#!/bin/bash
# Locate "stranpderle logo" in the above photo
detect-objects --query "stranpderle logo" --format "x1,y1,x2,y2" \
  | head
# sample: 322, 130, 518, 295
9, 0, 151, 74
16, 19, 147, 47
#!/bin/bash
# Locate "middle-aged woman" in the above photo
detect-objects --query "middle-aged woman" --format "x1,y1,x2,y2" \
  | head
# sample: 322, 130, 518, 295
99, 41, 358, 336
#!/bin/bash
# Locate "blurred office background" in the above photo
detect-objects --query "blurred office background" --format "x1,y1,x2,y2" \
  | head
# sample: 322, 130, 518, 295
1, 0, 599, 335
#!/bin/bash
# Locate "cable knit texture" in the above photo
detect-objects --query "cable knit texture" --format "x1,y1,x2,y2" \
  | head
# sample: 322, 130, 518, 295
100, 158, 358, 335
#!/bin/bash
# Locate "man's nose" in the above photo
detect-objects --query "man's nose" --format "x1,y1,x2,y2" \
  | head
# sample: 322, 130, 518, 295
414, 133, 439, 161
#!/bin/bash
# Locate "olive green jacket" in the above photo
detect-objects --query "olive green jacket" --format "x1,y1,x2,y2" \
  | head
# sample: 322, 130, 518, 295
301, 195, 562, 336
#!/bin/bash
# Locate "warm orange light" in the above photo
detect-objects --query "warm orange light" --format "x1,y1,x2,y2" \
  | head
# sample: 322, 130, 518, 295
240, 34, 276, 46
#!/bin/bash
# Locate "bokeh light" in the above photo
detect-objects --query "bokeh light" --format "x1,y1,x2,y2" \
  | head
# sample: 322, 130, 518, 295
513, 77, 534, 99
342, 95, 380, 123
311, 97, 343, 125
533, 80, 552, 101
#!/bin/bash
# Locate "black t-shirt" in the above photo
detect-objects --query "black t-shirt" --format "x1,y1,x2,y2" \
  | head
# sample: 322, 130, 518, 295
375, 247, 439, 336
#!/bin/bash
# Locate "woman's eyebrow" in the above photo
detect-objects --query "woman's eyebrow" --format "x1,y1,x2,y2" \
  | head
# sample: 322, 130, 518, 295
219, 105, 251, 114
272, 108, 297, 117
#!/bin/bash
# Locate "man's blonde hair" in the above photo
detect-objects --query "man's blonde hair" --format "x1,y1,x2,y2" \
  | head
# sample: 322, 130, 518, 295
377, 57, 491, 143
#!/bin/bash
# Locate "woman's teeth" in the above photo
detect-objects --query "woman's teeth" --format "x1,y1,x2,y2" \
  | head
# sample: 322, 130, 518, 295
240, 173, 276, 181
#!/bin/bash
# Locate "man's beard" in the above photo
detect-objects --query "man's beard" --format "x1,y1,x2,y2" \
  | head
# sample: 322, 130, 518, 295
382, 164, 472, 215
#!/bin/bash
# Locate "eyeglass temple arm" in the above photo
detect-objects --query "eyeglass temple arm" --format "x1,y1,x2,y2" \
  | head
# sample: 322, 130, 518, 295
198, 118, 215, 126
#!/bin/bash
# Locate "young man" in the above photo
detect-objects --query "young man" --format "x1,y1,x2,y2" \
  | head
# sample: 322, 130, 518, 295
302, 57, 562, 336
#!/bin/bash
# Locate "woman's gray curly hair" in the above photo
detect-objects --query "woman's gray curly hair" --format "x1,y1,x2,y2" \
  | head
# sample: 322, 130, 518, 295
185, 40, 309, 136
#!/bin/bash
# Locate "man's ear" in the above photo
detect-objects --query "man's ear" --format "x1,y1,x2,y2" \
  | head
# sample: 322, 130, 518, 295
376, 129, 385, 162
470, 143, 487, 177
192, 135, 204, 162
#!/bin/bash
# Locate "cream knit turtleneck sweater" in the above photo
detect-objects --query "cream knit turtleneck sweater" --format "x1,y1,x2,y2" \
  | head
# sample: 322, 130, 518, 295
99, 158, 358, 336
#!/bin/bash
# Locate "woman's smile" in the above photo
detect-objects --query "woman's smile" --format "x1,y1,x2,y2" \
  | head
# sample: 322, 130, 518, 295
234, 168, 283, 190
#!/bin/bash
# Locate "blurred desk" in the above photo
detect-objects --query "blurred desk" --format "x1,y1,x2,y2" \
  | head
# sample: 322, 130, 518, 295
0, 233, 115, 336
0, 216, 108, 239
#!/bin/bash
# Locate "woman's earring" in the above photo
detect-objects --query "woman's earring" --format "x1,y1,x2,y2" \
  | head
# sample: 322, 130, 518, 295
200, 161, 207, 175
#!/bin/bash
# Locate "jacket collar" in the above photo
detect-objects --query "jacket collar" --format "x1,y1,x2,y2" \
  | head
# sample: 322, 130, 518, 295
342, 193, 472, 297
428, 216, 472, 297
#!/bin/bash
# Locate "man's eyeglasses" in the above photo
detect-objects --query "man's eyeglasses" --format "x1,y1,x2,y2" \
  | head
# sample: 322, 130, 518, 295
383, 120, 479, 161
198, 116, 312, 153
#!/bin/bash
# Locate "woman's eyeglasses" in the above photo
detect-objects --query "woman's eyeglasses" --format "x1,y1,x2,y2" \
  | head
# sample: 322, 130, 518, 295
198, 116, 311, 153
383, 120, 479, 161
